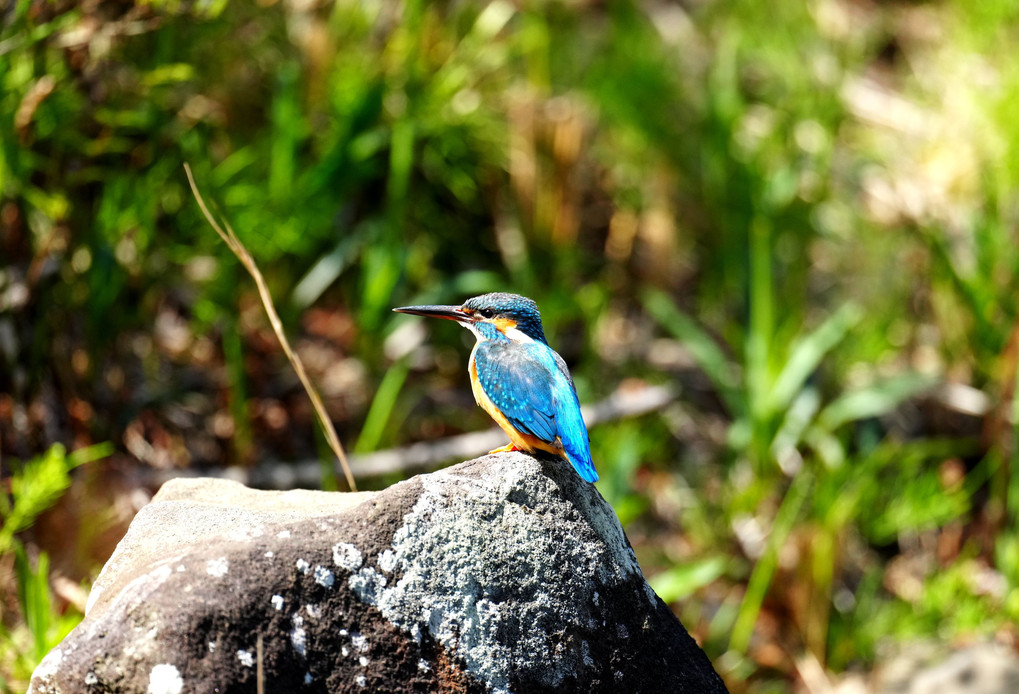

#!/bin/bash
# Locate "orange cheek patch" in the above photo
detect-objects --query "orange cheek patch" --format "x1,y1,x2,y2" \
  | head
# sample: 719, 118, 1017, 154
491, 318, 518, 332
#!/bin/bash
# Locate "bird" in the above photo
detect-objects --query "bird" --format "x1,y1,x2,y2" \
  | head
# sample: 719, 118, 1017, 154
393, 292, 598, 483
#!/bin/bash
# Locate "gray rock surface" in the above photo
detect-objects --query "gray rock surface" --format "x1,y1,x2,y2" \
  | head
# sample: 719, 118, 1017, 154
29, 451, 727, 693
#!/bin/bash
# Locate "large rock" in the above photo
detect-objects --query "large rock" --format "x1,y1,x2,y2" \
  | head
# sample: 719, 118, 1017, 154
29, 452, 727, 693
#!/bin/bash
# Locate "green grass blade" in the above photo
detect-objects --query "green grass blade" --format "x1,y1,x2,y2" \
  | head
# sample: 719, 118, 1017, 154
641, 288, 745, 417
14, 544, 52, 661
729, 467, 811, 653
745, 214, 774, 425
768, 303, 862, 415
68, 442, 114, 467
650, 556, 728, 604
0, 443, 110, 555
354, 360, 411, 454
770, 386, 821, 468
817, 373, 937, 432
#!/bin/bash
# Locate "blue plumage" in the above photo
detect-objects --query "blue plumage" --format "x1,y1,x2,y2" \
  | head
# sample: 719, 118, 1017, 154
474, 339, 597, 483
393, 292, 598, 484
463, 293, 548, 343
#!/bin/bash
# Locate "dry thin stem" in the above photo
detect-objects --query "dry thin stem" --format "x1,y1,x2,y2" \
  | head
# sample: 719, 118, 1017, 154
256, 633, 265, 694
184, 163, 357, 491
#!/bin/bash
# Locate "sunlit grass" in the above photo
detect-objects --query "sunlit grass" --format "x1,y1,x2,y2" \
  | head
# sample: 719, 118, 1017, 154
3, 0, 1019, 689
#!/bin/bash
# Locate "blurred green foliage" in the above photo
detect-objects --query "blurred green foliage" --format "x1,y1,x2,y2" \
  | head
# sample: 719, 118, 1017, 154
4, 0, 1019, 690
0, 443, 109, 692
0, 443, 110, 556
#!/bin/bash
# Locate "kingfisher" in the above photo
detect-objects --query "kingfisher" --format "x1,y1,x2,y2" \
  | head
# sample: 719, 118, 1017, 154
393, 293, 597, 483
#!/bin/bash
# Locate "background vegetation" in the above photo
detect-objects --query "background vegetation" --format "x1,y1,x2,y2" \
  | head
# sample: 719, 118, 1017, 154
3, 0, 1019, 691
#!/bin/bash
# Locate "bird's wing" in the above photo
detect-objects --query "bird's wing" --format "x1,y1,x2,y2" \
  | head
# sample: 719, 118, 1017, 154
474, 340, 558, 441
549, 350, 596, 482
474, 340, 597, 482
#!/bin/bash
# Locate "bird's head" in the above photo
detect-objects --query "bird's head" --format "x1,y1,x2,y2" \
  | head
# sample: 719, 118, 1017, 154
393, 292, 548, 344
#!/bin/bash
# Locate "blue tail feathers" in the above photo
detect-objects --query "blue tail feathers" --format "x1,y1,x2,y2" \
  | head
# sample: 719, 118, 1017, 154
556, 396, 598, 483
565, 445, 599, 483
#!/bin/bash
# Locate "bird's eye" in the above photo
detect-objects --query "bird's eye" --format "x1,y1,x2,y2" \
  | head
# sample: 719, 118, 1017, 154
478, 308, 495, 318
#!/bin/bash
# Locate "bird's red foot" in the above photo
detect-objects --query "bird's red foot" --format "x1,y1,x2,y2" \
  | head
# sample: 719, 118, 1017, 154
489, 443, 519, 454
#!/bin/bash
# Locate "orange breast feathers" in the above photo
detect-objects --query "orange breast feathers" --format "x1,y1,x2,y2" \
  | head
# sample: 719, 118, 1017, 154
468, 349, 564, 458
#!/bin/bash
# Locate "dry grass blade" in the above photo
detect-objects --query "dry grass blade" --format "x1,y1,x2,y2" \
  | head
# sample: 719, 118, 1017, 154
183, 163, 357, 491
256, 633, 264, 694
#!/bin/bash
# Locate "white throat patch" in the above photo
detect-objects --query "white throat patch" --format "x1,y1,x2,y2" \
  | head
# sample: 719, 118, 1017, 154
502, 326, 535, 344
462, 322, 484, 340
460, 321, 535, 344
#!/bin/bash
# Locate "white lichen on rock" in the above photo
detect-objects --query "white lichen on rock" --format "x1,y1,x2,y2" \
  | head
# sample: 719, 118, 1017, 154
348, 566, 387, 603
350, 632, 369, 653
205, 558, 229, 578
146, 664, 183, 694
291, 614, 307, 657
378, 549, 398, 573
313, 565, 335, 588
342, 455, 647, 692
226, 524, 264, 542
332, 542, 362, 571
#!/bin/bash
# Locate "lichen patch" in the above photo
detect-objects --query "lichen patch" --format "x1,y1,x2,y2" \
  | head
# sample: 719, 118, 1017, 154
313, 566, 335, 588
146, 664, 183, 694
332, 542, 363, 571
291, 614, 308, 657
205, 558, 229, 578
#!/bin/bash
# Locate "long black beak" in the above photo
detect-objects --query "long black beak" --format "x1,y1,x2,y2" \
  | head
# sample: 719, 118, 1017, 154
392, 304, 473, 322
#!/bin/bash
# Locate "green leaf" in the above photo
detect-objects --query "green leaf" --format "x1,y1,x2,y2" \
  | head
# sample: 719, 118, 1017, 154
14, 544, 52, 661
610, 494, 649, 527
771, 386, 821, 464
68, 442, 114, 467
730, 468, 812, 653
355, 360, 410, 454
818, 373, 937, 432
0, 443, 111, 555
767, 303, 862, 415
641, 288, 745, 417
650, 557, 728, 603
